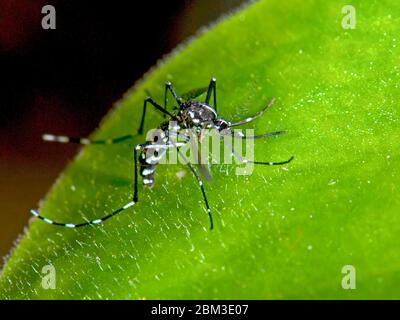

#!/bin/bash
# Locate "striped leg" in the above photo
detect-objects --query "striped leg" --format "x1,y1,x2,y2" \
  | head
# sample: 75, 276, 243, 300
230, 97, 276, 127
231, 146, 294, 166
42, 134, 134, 145
30, 143, 148, 228
133, 145, 140, 202
224, 130, 286, 139
177, 149, 213, 230
30, 201, 135, 228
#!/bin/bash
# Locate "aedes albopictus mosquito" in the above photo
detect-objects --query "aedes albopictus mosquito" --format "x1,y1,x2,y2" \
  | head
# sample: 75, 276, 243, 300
31, 78, 294, 230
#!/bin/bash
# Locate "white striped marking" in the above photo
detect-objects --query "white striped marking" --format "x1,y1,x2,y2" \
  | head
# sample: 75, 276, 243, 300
57, 136, 69, 143
65, 224, 76, 228
142, 168, 155, 175
31, 210, 39, 217
80, 138, 91, 144
43, 218, 53, 224
92, 219, 103, 225
123, 201, 135, 209
42, 134, 56, 141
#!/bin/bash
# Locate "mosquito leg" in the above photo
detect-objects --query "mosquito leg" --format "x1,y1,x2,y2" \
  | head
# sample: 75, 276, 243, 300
177, 149, 213, 230
223, 130, 286, 139
230, 97, 276, 127
231, 146, 294, 166
138, 97, 174, 134
164, 82, 182, 116
42, 134, 135, 145
30, 146, 144, 228
30, 142, 188, 229
133, 144, 142, 202
31, 200, 136, 228
205, 77, 217, 111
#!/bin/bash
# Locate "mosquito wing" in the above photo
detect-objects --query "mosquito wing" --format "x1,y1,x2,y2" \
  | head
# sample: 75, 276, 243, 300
196, 161, 213, 182
186, 130, 213, 181
181, 87, 208, 101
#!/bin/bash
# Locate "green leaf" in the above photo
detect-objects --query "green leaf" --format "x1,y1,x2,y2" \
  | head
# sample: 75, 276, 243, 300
1, 0, 400, 299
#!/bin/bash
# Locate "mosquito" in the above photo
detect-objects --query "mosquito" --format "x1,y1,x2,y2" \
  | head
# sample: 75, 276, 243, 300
31, 78, 294, 230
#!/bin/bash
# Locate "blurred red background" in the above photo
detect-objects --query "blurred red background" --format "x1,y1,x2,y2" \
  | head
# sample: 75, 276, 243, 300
0, 0, 244, 260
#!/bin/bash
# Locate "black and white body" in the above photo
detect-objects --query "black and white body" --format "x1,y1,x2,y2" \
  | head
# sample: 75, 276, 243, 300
32, 78, 294, 230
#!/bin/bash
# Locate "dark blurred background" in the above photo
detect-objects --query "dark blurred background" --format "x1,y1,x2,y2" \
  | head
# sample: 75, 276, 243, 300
0, 0, 245, 259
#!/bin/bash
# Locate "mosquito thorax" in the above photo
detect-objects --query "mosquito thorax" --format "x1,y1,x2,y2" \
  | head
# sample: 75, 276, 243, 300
179, 100, 217, 128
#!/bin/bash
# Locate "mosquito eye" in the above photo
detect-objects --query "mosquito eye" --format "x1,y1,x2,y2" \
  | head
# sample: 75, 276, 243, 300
153, 135, 159, 142
154, 150, 159, 157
